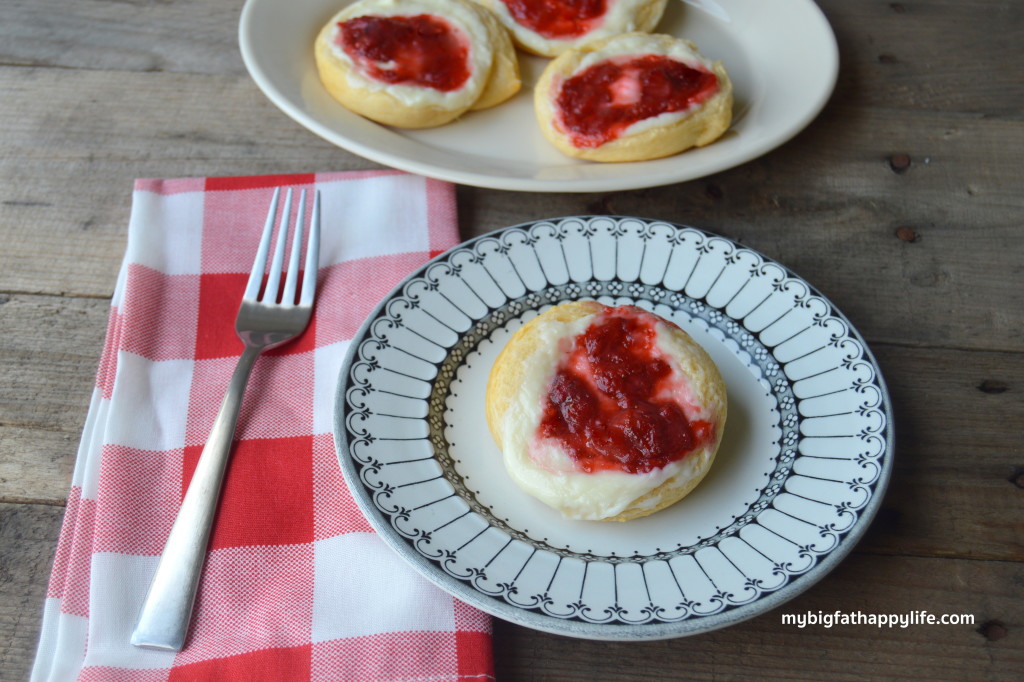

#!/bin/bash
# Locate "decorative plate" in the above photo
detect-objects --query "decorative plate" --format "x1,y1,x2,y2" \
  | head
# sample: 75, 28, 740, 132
239, 0, 839, 192
333, 216, 892, 640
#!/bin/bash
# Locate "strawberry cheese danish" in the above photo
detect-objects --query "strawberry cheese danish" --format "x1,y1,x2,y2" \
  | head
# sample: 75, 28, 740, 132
535, 33, 733, 162
472, 0, 668, 57
486, 301, 727, 522
315, 0, 521, 128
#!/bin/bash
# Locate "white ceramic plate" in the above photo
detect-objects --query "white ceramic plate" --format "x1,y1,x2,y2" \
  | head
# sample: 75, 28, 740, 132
239, 0, 838, 192
334, 216, 893, 640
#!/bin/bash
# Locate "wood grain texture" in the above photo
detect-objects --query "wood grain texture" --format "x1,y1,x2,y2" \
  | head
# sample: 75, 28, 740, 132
2, 64, 1019, 344
863, 345, 1024, 563
0, 0, 244, 75
0, 504, 63, 677
493, 552, 1024, 681
1, 0, 1021, 679
0, 295, 106, 503
825, 0, 1023, 117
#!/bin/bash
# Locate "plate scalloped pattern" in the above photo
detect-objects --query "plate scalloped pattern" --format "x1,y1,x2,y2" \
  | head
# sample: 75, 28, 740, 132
335, 216, 892, 638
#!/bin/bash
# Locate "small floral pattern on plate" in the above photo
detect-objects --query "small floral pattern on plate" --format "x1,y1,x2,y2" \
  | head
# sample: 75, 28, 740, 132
334, 216, 892, 640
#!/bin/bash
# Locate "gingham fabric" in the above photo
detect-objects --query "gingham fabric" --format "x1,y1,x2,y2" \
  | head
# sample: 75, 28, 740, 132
31, 172, 494, 681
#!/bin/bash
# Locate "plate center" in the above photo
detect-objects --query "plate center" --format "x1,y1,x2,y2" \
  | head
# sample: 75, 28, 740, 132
443, 302, 781, 559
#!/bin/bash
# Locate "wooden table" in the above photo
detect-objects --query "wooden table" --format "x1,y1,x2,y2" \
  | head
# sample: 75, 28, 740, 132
2, 0, 1021, 678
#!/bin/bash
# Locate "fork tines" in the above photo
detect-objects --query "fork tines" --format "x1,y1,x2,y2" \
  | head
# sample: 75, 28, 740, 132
245, 187, 320, 306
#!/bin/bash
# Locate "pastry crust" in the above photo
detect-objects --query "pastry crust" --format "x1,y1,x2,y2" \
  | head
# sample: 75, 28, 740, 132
314, 0, 520, 128
471, 0, 668, 57
486, 301, 727, 522
534, 33, 733, 162
466, 4, 522, 110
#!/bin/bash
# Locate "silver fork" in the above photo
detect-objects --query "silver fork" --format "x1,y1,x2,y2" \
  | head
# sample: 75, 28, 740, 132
131, 187, 320, 652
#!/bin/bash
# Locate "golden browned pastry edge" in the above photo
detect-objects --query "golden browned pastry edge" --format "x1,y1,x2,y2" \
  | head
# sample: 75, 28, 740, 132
468, 4, 522, 110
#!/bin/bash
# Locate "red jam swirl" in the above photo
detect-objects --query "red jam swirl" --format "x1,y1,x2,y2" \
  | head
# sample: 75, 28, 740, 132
338, 14, 471, 91
538, 306, 714, 474
501, 0, 606, 39
556, 54, 718, 148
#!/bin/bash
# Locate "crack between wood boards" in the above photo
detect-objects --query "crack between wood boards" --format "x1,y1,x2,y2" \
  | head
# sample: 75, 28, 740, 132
0, 288, 112, 301
827, 101, 1024, 124
0, 497, 68, 507
866, 338, 1024, 356
853, 545, 1024, 565
0, 60, 200, 77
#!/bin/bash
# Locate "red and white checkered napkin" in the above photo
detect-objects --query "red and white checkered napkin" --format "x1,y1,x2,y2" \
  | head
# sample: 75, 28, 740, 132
32, 171, 493, 681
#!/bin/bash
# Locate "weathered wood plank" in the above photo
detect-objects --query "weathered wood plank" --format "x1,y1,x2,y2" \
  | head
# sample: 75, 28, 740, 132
493, 552, 1023, 681
825, 0, 1023, 118
0, 294, 104, 503
0, 66, 380, 297
863, 346, 1024, 562
2, 64, 1022, 349
0, 503, 63, 680
0, 0, 245, 75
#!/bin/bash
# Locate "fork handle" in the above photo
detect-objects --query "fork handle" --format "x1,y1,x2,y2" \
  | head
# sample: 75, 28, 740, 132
131, 345, 262, 651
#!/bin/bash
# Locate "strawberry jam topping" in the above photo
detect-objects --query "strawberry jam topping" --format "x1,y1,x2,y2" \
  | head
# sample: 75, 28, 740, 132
501, 0, 607, 40
538, 306, 714, 474
556, 54, 718, 147
338, 14, 471, 91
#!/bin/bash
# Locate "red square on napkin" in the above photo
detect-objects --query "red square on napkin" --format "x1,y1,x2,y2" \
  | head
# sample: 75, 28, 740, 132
184, 435, 316, 550
169, 644, 313, 682
195, 272, 317, 360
